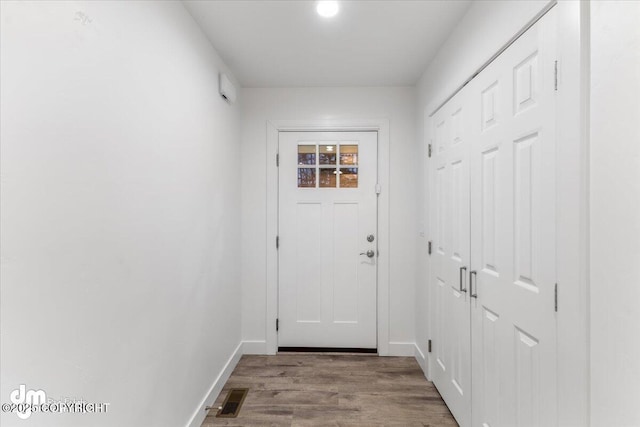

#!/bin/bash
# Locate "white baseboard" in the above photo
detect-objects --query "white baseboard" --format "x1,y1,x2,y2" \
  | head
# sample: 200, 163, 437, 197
186, 342, 243, 427
414, 343, 429, 380
387, 341, 416, 356
242, 340, 267, 354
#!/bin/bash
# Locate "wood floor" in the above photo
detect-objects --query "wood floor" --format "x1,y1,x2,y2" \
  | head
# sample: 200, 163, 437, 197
201, 353, 458, 427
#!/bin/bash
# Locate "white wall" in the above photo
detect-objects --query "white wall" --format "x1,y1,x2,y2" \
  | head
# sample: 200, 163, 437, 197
590, 2, 640, 426
240, 87, 416, 354
0, 2, 241, 426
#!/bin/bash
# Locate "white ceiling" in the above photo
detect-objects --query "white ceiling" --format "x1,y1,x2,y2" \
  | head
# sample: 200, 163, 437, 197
183, 0, 471, 87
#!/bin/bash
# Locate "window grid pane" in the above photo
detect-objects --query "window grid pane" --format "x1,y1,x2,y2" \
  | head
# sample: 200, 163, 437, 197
319, 168, 337, 188
298, 168, 316, 188
298, 145, 316, 166
319, 145, 337, 165
340, 167, 358, 188
340, 144, 358, 166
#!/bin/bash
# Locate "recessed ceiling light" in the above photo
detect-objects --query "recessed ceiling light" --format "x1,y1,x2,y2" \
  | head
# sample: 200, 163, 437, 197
316, 1, 339, 18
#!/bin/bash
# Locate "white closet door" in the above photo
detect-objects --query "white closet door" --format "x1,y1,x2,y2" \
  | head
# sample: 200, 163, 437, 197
469, 8, 557, 427
430, 88, 472, 427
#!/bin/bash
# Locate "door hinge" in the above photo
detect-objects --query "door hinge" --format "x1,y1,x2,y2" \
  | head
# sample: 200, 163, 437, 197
375, 183, 382, 194
428, 241, 432, 255
428, 339, 432, 353
428, 143, 432, 158
276, 236, 279, 249
276, 153, 280, 167
276, 318, 279, 332
554, 283, 558, 312
554, 60, 558, 91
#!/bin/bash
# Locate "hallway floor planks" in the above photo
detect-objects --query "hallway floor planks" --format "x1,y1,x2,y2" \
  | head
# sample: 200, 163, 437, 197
201, 353, 458, 427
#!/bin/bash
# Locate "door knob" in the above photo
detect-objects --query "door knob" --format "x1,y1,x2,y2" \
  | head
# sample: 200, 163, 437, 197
360, 250, 375, 258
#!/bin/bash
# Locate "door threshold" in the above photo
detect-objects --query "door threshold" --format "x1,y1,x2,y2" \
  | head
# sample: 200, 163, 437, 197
278, 347, 377, 354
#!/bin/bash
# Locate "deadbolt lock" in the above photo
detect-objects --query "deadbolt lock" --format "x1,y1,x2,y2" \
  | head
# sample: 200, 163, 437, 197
367, 234, 375, 242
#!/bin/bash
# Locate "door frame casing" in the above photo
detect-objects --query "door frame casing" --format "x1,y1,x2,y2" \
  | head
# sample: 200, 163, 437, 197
266, 118, 391, 355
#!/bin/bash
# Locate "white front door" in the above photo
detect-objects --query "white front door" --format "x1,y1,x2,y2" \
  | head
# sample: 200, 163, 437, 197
278, 131, 377, 349
469, 8, 557, 427
430, 87, 472, 426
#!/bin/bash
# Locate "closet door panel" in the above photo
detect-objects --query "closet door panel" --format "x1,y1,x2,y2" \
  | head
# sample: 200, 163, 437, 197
430, 113, 450, 399
470, 8, 558, 427
430, 90, 472, 427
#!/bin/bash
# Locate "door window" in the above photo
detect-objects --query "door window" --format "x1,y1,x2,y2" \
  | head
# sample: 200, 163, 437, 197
297, 143, 359, 188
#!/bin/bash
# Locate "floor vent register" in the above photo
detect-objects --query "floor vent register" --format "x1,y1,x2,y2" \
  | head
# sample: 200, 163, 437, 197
216, 388, 249, 418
